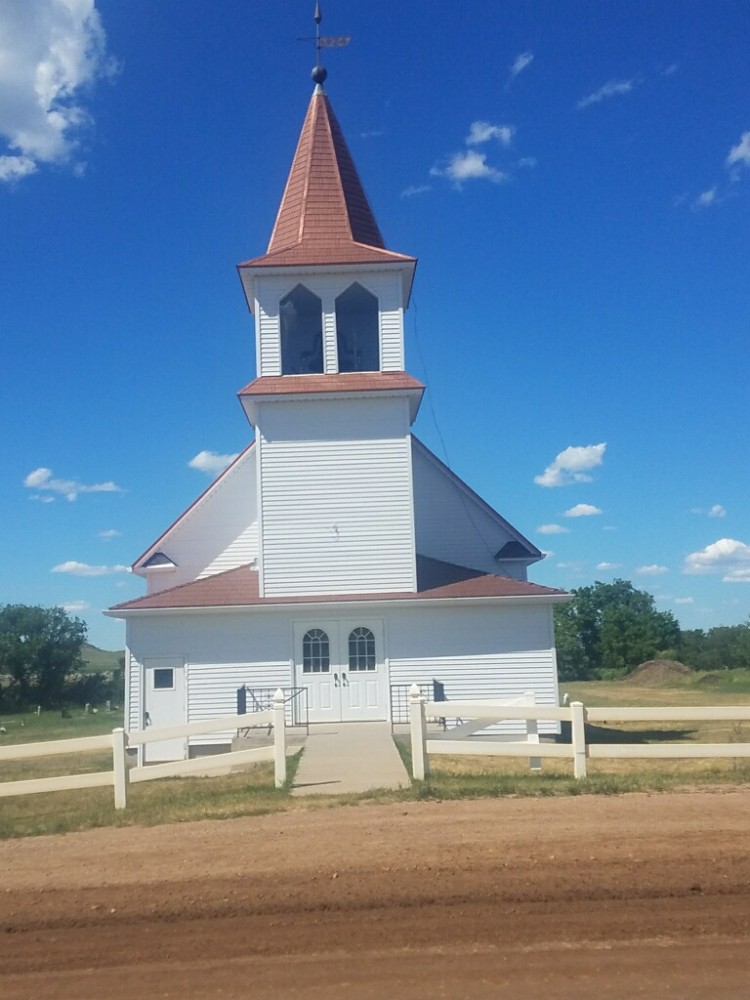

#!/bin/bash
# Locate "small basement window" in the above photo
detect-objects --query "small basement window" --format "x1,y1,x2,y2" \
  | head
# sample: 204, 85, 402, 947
153, 668, 174, 690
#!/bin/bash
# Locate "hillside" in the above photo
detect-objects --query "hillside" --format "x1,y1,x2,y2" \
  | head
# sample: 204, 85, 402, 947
81, 644, 123, 673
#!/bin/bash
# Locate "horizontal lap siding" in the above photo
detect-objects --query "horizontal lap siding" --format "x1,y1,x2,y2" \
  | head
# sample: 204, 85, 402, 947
389, 652, 560, 735
188, 661, 291, 745
126, 652, 142, 731
258, 398, 415, 596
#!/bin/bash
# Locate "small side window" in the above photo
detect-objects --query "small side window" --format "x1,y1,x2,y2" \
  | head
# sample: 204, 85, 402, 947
153, 668, 174, 690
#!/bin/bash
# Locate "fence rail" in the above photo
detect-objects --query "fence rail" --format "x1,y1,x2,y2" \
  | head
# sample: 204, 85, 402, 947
0, 690, 288, 810
408, 685, 750, 780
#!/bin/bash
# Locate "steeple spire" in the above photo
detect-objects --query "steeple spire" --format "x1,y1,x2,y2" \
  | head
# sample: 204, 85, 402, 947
240, 88, 415, 270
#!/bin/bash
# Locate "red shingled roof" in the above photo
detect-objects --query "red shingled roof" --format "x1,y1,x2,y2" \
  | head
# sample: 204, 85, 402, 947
239, 87, 415, 269
238, 372, 425, 397
109, 557, 567, 613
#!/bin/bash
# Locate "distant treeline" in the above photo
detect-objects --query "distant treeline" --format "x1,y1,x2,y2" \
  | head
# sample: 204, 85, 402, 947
554, 580, 750, 681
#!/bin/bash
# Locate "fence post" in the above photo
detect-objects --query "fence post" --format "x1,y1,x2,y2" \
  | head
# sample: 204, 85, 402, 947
409, 684, 429, 780
524, 690, 542, 772
272, 688, 287, 788
112, 727, 129, 809
570, 701, 588, 779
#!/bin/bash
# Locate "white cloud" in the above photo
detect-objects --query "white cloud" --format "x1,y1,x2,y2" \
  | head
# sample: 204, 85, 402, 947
98, 528, 121, 539
534, 443, 607, 488
188, 450, 239, 475
430, 150, 507, 186
466, 121, 514, 147
564, 503, 602, 518
0, 0, 116, 183
636, 564, 670, 576
683, 538, 750, 582
727, 131, 750, 169
509, 51, 534, 79
24, 466, 122, 501
537, 523, 569, 535
517, 156, 537, 169
708, 504, 726, 518
360, 129, 384, 139
52, 560, 129, 576
577, 78, 638, 110
401, 184, 431, 198
596, 562, 621, 571
674, 597, 694, 605
693, 186, 718, 209
61, 599, 91, 613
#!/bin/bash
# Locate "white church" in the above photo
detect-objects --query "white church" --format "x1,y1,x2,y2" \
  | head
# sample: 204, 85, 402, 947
108, 59, 566, 759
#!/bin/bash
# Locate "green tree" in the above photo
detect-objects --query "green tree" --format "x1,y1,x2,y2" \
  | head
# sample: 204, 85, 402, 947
554, 580, 681, 680
0, 604, 87, 708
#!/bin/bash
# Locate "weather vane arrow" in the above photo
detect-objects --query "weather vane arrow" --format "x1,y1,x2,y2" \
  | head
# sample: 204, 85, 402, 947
298, 2, 350, 84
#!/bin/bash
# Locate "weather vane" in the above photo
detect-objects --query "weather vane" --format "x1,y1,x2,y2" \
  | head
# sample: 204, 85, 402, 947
298, 2, 350, 85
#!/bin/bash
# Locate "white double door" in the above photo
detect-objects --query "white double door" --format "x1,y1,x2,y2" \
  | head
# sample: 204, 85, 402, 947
295, 619, 387, 723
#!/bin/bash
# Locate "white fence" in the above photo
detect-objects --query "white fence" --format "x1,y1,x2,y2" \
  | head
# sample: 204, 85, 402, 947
0, 689, 288, 810
408, 685, 750, 780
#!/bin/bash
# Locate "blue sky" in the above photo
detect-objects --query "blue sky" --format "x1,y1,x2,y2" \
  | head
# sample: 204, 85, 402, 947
2, 0, 749, 650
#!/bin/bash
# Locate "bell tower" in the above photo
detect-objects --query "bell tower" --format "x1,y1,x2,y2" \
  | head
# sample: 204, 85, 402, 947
236, 31, 424, 600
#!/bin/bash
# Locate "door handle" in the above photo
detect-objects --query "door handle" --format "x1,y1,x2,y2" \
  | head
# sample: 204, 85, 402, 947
342, 672, 348, 686
333, 673, 339, 687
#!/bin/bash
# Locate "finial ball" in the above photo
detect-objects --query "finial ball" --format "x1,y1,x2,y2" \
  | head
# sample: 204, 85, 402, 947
311, 64, 328, 85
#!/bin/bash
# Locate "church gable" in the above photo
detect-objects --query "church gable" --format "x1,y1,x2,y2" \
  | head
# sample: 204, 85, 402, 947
411, 437, 542, 580
133, 444, 258, 593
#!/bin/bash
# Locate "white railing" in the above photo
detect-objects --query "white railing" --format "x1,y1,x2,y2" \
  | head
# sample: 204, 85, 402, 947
408, 684, 750, 780
0, 689, 288, 810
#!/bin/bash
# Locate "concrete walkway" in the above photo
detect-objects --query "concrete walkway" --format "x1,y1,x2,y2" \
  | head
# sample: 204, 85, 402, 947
292, 722, 410, 796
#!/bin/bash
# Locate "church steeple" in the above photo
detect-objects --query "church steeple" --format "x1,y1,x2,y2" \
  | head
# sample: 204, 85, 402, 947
240, 87, 415, 272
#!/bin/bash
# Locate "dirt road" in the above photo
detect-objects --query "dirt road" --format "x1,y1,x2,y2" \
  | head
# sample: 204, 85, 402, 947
1, 791, 749, 998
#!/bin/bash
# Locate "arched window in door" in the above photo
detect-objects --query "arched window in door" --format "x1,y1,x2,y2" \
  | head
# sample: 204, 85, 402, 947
280, 284, 323, 375
302, 628, 330, 673
348, 626, 376, 671
335, 282, 379, 373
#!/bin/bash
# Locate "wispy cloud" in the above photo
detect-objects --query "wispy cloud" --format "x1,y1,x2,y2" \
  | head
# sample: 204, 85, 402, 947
564, 503, 602, 518
577, 77, 639, 110
0, 0, 117, 183
430, 150, 507, 186
636, 564, 670, 576
360, 129, 384, 139
692, 504, 727, 518
466, 121, 514, 147
537, 523, 569, 535
727, 131, 750, 169
692, 186, 718, 209
188, 450, 239, 475
674, 596, 694, 605
534, 443, 607, 488
683, 538, 750, 582
24, 467, 122, 502
596, 562, 621, 571
509, 51, 534, 80
427, 118, 528, 191
52, 561, 129, 576
61, 599, 91, 613
98, 528, 122, 540
401, 184, 431, 198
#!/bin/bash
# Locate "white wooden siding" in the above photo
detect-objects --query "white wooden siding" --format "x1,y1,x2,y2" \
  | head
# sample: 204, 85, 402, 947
257, 396, 416, 595
386, 603, 558, 734
143, 447, 258, 593
412, 439, 529, 579
126, 650, 142, 732
187, 660, 291, 745
254, 271, 405, 377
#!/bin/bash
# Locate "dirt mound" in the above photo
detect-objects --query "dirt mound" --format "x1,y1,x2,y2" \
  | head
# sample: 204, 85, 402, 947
625, 659, 693, 685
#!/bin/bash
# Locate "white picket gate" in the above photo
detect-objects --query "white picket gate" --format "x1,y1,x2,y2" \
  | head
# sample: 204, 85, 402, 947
408, 685, 750, 780
0, 689, 288, 810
